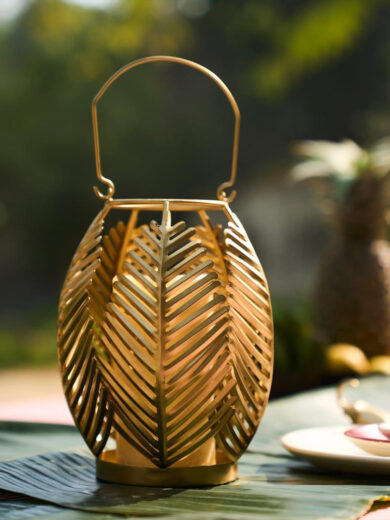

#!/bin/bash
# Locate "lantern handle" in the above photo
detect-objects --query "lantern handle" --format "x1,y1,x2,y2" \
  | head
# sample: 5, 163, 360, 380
92, 55, 240, 203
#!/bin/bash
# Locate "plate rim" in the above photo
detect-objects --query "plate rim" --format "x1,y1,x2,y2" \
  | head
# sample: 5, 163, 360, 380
281, 425, 390, 466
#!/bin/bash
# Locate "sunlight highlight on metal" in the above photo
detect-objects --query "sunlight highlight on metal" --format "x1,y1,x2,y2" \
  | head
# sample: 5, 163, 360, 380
57, 56, 273, 487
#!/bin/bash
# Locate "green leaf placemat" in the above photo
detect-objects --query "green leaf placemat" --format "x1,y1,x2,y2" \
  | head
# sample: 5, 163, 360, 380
1, 376, 390, 519
0, 450, 378, 519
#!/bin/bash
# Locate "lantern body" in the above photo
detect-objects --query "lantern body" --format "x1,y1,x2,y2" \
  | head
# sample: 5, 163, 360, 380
57, 57, 274, 487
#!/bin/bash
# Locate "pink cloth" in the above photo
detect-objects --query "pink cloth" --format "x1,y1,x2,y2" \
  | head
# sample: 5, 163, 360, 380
0, 396, 74, 425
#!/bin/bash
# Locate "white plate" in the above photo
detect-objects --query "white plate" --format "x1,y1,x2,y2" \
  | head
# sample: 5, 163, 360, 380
281, 425, 390, 475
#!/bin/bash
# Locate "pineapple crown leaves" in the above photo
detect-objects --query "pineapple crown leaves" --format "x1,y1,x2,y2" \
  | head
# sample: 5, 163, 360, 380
291, 139, 369, 181
291, 137, 390, 207
291, 138, 390, 181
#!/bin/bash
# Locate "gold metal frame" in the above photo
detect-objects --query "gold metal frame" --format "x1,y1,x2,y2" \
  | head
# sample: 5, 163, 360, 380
91, 55, 240, 203
57, 56, 273, 487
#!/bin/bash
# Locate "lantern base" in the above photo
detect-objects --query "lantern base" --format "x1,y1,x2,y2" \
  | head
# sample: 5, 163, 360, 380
96, 449, 237, 487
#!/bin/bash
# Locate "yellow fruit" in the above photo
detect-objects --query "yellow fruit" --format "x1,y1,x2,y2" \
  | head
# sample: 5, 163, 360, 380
370, 355, 390, 375
326, 344, 370, 375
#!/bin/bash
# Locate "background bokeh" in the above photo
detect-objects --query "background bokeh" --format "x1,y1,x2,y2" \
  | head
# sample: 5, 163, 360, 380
2, 0, 390, 394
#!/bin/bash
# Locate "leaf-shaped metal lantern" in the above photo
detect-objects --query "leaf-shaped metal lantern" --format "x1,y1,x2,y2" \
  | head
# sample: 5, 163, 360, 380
57, 56, 274, 487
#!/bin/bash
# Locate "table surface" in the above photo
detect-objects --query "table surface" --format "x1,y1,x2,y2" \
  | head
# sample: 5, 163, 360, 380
1, 376, 390, 519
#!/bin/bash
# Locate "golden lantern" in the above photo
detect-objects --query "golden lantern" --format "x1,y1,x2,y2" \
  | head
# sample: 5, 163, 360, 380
57, 56, 274, 487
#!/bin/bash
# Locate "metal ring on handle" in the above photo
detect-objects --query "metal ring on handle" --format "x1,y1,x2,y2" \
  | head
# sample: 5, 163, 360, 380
92, 55, 240, 203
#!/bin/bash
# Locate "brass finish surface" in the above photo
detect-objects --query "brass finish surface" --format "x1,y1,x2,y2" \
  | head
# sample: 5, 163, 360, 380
57, 56, 274, 487
97, 449, 237, 487
91, 56, 240, 203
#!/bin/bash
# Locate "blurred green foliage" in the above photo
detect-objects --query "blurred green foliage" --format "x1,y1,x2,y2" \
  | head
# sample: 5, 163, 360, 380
1, 0, 390, 375
0, 306, 57, 367
273, 298, 318, 372
272, 297, 325, 394
251, 0, 386, 98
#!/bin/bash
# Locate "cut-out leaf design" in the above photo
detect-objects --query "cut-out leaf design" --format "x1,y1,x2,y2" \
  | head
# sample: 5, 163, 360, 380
216, 217, 273, 460
57, 211, 126, 455
58, 203, 273, 467
96, 202, 236, 467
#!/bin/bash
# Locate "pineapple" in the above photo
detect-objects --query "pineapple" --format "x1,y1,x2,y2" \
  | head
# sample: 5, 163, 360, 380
293, 138, 390, 357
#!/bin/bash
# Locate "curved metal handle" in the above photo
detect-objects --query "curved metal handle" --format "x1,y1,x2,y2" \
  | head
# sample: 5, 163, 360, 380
92, 55, 240, 203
